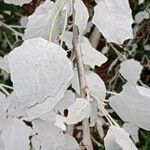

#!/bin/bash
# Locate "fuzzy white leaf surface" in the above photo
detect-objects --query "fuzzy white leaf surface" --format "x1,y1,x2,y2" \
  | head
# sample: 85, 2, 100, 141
54, 90, 76, 114
92, 0, 133, 44
4, 0, 32, 6
123, 123, 139, 143
72, 70, 106, 100
1, 118, 31, 150
74, 0, 89, 36
55, 115, 66, 131
6, 92, 26, 118
135, 11, 149, 24
139, 0, 144, 5
81, 37, 108, 69
96, 117, 105, 138
104, 126, 137, 150
136, 86, 150, 98
8, 38, 73, 107
63, 31, 107, 68
90, 101, 98, 127
120, 59, 143, 84
66, 98, 91, 125
24, 0, 67, 41
57, 134, 79, 150
110, 83, 150, 130
31, 119, 79, 150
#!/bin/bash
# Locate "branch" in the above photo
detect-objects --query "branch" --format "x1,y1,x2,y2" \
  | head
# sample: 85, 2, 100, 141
72, 4, 93, 150
89, 26, 101, 49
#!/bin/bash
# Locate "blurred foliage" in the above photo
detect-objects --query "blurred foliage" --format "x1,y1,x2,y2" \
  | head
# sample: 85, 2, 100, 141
0, 0, 150, 149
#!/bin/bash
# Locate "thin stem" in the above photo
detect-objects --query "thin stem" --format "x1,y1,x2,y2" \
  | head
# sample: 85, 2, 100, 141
0, 85, 9, 95
60, 8, 68, 47
48, 0, 66, 42
0, 22, 23, 38
106, 91, 119, 96
72, 1, 93, 149
0, 84, 14, 90
89, 26, 101, 49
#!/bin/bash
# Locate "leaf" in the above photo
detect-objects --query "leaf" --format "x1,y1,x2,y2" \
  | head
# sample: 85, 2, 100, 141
96, 117, 105, 138
0, 138, 5, 150
8, 38, 73, 110
0, 92, 9, 119
134, 11, 149, 24
92, 0, 133, 44
63, 31, 107, 68
120, 59, 143, 84
136, 86, 150, 98
1, 118, 31, 150
57, 134, 79, 150
123, 123, 139, 143
31, 119, 75, 150
74, 0, 89, 36
90, 101, 98, 127
55, 114, 66, 131
139, 0, 144, 5
24, 0, 67, 41
66, 98, 91, 125
109, 83, 150, 130
81, 37, 107, 69
104, 126, 137, 150
6, 92, 26, 118
4, 0, 32, 6
54, 90, 76, 114
72, 70, 106, 100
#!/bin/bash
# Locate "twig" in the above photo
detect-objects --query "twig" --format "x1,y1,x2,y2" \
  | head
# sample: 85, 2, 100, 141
66, 125, 74, 136
72, 2, 93, 150
89, 26, 101, 49
0, 22, 23, 38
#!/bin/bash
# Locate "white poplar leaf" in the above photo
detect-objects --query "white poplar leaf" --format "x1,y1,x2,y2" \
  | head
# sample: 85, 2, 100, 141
62, 31, 73, 49
26, 88, 73, 120
63, 32, 107, 68
20, 16, 28, 27
95, 0, 100, 4
72, 70, 106, 100
81, 37, 107, 69
110, 83, 150, 130
96, 117, 105, 138
31, 119, 68, 150
38, 111, 56, 124
66, 98, 91, 125
1, 118, 31, 150
74, 0, 89, 36
4, 0, 32, 6
0, 138, 5, 150
0, 92, 10, 119
92, 0, 133, 44
120, 59, 143, 84
55, 114, 66, 131
57, 134, 80, 150
135, 11, 149, 24
54, 90, 76, 114
139, 0, 144, 5
0, 55, 10, 73
6, 92, 26, 118
123, 123, 139, 143
90, 101, 98, 127
136, 86, 150, 98
24, 0, 67, 41
104, 126, 137, 150
8, 38, 73, 109
144, 45, 150, 51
